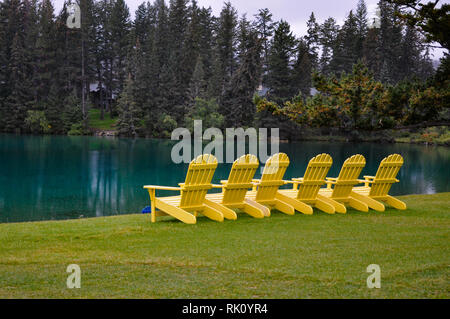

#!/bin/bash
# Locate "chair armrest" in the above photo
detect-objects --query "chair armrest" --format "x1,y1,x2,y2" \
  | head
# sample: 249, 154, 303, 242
361, 176, 376, 187
325, 177, 337, 189
143, 185, 182, 191
251, 179, 261, 191
144, 185, 182, 202
284, 179, 300, 190
212, 184, 224, 188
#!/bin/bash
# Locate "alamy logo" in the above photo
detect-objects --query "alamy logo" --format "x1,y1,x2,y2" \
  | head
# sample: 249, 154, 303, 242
366, 264, 381, 289
171, 120, 280, 166
66, 264, 81, 289
66, 3, 81, 29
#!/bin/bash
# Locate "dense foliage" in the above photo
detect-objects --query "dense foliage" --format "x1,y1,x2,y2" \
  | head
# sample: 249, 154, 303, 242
0, 0, 448, 137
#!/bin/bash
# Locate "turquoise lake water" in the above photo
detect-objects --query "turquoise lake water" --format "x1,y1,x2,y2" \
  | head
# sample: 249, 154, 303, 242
0, 134, 448, 223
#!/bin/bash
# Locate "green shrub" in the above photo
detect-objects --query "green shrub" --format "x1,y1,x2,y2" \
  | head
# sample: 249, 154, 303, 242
25, 110, 50, 134
67, 123, 85, 136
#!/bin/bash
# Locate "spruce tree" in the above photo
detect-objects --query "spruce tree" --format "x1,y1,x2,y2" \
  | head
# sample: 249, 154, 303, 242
215, 1, 238, 99
292, 38, 312, 97
4, 32, 31, 132
305, 12, 320, 69
363, 26, 381, 76
267, 20, 297, 104
35, 0, 57, 101
319, 17, 339, 74
254, 8, 275, 85
355, 0, 368, 60
117, 75, 140, 137
331, 10, 359, 75
188, 55, 207, 101
110, 0, 131, 94
222, 19, 262, 127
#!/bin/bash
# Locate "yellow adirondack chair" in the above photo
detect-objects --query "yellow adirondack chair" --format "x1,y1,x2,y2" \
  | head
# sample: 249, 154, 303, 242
206, 154, 269, 218
143, 154, 232, 224
317, 154, 369, 213
246, 153, 312, 216
278, 153, 337, 214
352, 154, 406, 211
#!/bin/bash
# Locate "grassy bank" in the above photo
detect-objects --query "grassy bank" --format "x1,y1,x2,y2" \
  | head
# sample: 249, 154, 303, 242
394, 126, 450, 146
290, 126, 450, 146
1, 193, 448, 299
83, 108, 449, 146
88, 109, 118, 132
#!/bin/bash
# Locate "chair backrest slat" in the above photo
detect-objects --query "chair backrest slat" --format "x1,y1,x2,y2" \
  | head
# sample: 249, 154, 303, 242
369, 154, 403, 197
180, 154, 217, 208
331, 154, 366, 199
255, 153, 290, 202
222, 154, 259, 205
297, 153, 333, 201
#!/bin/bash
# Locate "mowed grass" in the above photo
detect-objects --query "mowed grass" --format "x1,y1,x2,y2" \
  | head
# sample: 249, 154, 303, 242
0, 193, 448, 299
88, 108, 117, 131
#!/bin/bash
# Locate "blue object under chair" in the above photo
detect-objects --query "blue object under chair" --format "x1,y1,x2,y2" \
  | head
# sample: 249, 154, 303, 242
142, 206, 152, 214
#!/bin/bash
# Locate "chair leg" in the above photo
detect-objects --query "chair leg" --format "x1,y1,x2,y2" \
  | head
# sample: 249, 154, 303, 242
386, 195, 407, 210
350, 191, 385, 212
317, 194, 346, 214
348, 196, 369, 212
155, 199, 197, 224
242, 203, 265, 219
273, 199, 295, 215
314, 198, 335, 214
148, 189, 157, 223
275, 192, 313, 215
201, 205, 224, 222
203, 199, 237, 220
245, 199, 271, 217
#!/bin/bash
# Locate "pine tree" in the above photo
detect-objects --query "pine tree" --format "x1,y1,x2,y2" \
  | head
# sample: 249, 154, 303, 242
319, 17, 339, 74
0, 0, 36, 132
222, 19, 262, 127
109, 0, 131, 95
62, 88, 83, 133
167, 0, 189, 116
331, 10, 359, 75
355, 0, 368, 60
378, 1, 403, 83
34, 0, 57, 103
399, 23, 423, 81
254, 8, 275, 85
188, 55, 207, 101
292, 38, 312, 97
134, 2, 152, 45
80, 0, 96, 125
305, 12, 320, 69
117, 75, 140, 137
363, 26, 381, 76
267, 20, 297, 104
215, 1, 238, 100
181, 0, 201, 92
44, 82, 65, 134
91, 0, 107, 119
4, 32, 31, 132
197, 6, 214, 86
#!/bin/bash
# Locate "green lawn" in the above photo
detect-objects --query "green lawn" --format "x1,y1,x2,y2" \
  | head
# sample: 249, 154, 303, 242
88, 108, 117, 131
0, 193, 448, 299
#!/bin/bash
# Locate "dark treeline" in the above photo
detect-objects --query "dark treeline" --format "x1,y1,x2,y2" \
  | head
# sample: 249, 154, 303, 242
0, 0, 448, 138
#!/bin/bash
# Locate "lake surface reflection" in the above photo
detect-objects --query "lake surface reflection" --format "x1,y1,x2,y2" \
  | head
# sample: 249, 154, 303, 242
0, 134, 448, 222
